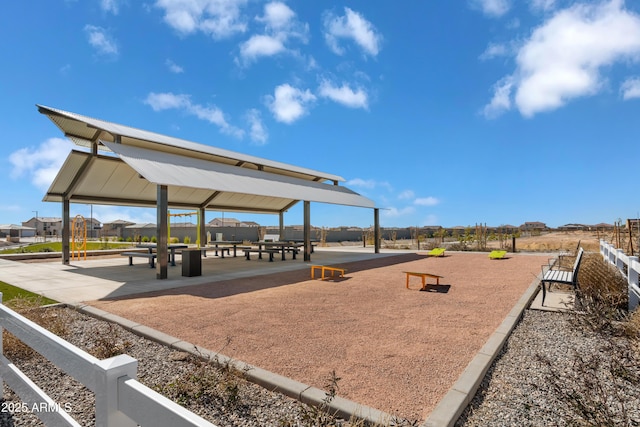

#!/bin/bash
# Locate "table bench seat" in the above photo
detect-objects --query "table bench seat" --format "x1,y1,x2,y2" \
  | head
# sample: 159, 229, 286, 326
121, 252, 157, 268
243, 249, 280, 261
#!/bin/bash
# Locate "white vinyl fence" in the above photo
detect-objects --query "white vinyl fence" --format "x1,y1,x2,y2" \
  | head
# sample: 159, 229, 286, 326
0, 294, 217, 427
600, 240, 640, 311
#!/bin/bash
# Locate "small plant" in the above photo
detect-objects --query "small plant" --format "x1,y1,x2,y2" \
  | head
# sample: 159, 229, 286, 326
536, 252, 640, 426
87, 322, 132, 359
184, 236, 191, 244
151, 236, 157, 243
3, 298, 70, 360
141, 236, 150, 242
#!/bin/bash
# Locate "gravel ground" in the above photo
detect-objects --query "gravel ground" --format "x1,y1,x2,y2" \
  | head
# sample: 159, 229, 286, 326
457, 309, 640, 427
1, 307, 312, 427
2, 306, 639, 426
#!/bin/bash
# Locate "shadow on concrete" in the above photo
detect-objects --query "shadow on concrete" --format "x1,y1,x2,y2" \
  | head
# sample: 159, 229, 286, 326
97, 252, 426, 302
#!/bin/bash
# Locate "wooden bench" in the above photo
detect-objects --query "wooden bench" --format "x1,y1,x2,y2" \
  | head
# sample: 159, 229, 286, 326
121, 252, 157, 268
540, 247, 584, 306
243, 248, 279, 261
403, 271, 444, 290
311, 265, 346, 280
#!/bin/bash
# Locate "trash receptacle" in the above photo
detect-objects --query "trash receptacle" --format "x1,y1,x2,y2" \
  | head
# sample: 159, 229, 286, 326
182, 249, 202, 277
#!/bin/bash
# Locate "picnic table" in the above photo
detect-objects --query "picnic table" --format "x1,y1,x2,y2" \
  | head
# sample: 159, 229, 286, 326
137, 243, 188, 266
256, 242, 304, 261
206, 241, 245, 258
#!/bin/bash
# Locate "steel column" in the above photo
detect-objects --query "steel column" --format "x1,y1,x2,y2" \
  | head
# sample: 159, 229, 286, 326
156, 185, 168, 279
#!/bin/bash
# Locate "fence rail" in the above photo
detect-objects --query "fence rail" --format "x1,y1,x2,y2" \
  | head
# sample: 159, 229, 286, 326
600, 240, 640, 311
0, 294, 217, 427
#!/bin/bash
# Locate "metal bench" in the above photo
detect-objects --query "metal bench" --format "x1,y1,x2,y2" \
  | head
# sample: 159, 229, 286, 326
540, 247, 584, 306
121, 252, 157, 268
243, 248, 279, 261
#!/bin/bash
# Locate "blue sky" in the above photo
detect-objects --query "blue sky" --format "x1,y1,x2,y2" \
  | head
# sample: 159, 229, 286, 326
2, 0, 640, 229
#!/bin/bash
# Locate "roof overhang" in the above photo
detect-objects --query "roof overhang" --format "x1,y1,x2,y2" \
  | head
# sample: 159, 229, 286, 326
40, 105, 376, 214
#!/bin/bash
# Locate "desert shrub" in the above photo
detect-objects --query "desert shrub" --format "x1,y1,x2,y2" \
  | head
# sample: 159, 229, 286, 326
155, 350, 246, 409
575, 253, 629, 335
2, 298, 70, 360
141, 236, 150, 243
87, 322, 132, 359
169, 237, 179, 244
151, 236, 157, 243
537, 253, 640, 426
183, 236, 191, 244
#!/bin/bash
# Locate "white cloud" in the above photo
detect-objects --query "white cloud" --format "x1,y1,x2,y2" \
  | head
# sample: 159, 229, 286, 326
101, 0, 120, 14
621, 77, 640, 99
472, 0, 511, 17
258, 2, 295, 29
240, 35, 286, 61
155, 0, 248, 39
479, 42, 509, 60
245, 109, 268, 144
530, 0, 557, 13
346, 178, 393, 192
266, 84, 316, 124
323, 7, 382, 57
318, 80, 368, 109
397, 190, 415, 200
9, 138, 74, 191
143, 92, 244, 138
166, 59, 184, 73
84, 25, 119, 56
484, 0, 640, 118
483, 76, 514, 118
238, 2, 308, 65
382, 206, 415, 218
414, 197, 440, 207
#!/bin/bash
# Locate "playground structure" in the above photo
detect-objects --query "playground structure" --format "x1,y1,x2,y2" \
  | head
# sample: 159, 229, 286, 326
168, 210, 201, 247
71, 214, 87, 260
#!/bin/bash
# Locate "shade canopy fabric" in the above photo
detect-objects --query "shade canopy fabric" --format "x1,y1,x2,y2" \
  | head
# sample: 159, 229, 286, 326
39, 105, 375, 214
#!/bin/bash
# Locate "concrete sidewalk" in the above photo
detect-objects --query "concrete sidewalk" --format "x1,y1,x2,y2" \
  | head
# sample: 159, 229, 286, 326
0, 247, 400, 303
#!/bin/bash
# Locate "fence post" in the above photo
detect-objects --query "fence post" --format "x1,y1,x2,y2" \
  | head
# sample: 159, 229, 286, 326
615, 249, 625, 273
0, 292, 3, 393
628, 257, 639, 312
94, 354, 138, 427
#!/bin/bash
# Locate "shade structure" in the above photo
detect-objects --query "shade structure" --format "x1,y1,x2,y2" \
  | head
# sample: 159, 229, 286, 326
39, 105, 375, 213
38, 104, 381, 273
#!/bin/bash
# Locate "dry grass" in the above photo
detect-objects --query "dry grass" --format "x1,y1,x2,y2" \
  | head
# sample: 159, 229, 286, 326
2, 297, 71, 360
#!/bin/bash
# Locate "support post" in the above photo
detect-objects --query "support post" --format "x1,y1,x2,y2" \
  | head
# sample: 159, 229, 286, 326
374, 208, 380, 254
156, 185, 168, 279
198, 207, 206, 248
304, 201, 311, 261
62, 198, 70, 265
279, 212, 284, 241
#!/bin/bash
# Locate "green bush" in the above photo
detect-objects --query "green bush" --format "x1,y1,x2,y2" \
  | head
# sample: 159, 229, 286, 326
151, 236, 157, 243
184, 236, 191, 244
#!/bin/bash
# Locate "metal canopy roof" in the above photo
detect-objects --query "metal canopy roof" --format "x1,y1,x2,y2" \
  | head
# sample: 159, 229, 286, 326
39, 105, 375, 214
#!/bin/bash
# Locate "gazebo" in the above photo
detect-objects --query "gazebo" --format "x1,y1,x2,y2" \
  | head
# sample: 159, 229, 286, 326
38, 105, 380, 279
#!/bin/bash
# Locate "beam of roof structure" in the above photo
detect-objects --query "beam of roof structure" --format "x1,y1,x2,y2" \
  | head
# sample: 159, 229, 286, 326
39, 105, 376, 214
37, 104, 345, 184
